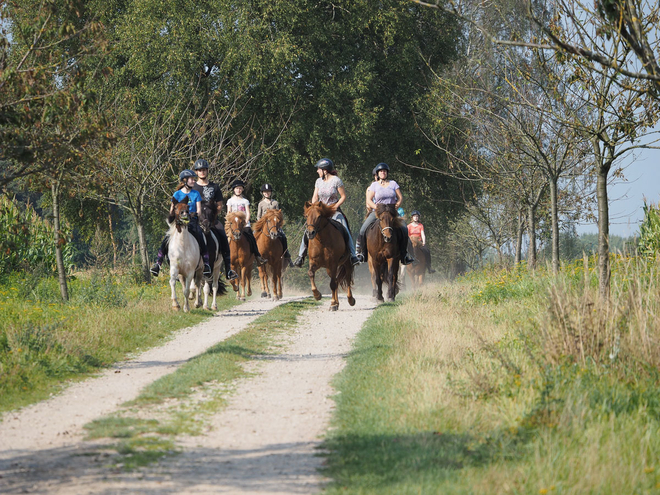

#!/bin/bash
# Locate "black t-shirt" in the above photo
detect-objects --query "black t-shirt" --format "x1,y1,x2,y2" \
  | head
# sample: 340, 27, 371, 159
193, 181, 224, 204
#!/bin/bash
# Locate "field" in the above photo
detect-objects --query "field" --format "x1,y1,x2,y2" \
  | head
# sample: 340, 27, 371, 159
323, 255, 660, 493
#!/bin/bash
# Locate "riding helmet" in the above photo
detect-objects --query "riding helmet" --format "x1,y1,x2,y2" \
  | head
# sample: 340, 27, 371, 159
315, 158, 335, 171
374, 162, 390, 174
411, 210, 421, 218
179, 169, 197, 181
193, 158, 209, 170
260, 183, 273, 192
230, 179, 245, 189
372, 167, 378, 177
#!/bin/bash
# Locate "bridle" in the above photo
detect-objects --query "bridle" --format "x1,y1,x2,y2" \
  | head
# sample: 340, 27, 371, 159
378, 213, 394, 243
228, 218, 243, 241
305, 211, 330, 240
264, 217, 280, 240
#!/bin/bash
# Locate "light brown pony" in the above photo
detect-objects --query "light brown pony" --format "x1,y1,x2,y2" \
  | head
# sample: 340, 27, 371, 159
406, 235, 427, 289
303, 201, 356, 311
254, 209, 286, 300
365, 204, 404, 302
225, 211, 254, 300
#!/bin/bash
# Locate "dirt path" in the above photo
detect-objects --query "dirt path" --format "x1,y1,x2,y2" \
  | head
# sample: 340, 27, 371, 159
0, 295, 374, 494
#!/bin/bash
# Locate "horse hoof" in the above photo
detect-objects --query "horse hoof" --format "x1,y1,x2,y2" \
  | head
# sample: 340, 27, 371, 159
172, 304, 181, 311
240, 297, 246, 301
261, 292, 268, 298
313, 290, 322, 301
329, 305, 338, 311
348, 296, 356, 306
371, 297, 380, 304
203, 305, 210, 311
247, 290, 252, 297
211, 305, 218, 311
386, 297, 395, 303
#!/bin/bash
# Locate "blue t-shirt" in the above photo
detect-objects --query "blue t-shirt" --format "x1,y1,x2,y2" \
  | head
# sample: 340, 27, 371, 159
173, 189, 202, 213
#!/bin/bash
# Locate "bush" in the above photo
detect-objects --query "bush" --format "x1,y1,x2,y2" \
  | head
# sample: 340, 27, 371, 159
71, 271, 127, 308
638, 201, 660, 256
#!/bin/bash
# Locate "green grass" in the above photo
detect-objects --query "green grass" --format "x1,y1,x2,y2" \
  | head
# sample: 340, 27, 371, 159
322, 256, 660, 493
83, 298, 319, 471
0, 270, 237, 413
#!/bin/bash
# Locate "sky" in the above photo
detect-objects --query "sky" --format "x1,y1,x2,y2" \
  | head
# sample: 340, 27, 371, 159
578, 146, 660, 238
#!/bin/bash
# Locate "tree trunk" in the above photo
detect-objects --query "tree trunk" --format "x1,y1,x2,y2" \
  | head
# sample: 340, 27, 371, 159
51, 181, 69, 301
134, 210, 152, 283
108, 212, 117, 269
515, 208, 524, 265
597, 161, 611, 300
549, 178, 560, 275
527, 205, 537, 270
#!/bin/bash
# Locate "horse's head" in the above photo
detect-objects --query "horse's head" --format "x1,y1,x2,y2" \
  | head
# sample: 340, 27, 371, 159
375, 204, 398, 243
303, 201, 333, 240
225, 211, 246, 240
171, 197, 191, 232
199, 200, 217, 234
264, 209, 283, 240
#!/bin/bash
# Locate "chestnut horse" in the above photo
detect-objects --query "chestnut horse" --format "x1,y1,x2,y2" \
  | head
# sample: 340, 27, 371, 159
225, 211, 254, 301
167, 197, 203, 312
406, 236, 427, 290
366, 204, 403, 302
303, 201, 356, 311
254, 209, 286, 301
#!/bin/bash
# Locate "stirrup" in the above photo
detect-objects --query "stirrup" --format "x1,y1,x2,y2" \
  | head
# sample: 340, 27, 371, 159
355, 253, 365, 263
351, 255, 361, 266
256, 255, 268, 266
203, 263, 212, 276
401, 254, 415, 266
150, 263, 161, 277
226, 269, 238, 281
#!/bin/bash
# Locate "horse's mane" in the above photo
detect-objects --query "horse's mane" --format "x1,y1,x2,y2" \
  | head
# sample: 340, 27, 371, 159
253, 209, 283, 231
305, 201, 335, 218
375, 204, 404, 229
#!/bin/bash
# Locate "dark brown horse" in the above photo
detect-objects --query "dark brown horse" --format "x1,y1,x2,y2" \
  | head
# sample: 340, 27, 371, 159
225, 211, 253, 301
406, 235, 427, 290
254, 209, 286, 301
303, 201, 356, 311
366, 204, 403, 302
198, 200, 227, 310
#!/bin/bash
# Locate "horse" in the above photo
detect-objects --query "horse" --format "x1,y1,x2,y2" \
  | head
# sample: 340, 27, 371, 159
198, 200, 228, 310
225, 211, 254, 301
406, 235, 427, 290
303, 201, 356, 311
167, 197, 203, 312
365, 204, 403, 302
254, 209, 286, 301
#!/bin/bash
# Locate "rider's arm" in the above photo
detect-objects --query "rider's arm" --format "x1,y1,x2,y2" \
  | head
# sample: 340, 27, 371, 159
421, 227, 426, 246
245, 204, 251, 224
196, 201, 202, 216
334, 185, 347, 210
366, 189, 377, 210
394, 188, 403, 209
311, 187, 319, 203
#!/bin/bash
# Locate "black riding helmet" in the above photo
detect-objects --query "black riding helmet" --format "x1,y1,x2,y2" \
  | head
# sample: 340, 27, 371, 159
374, 162, 390, 174
372, 166, 378, 176
193, 158, 209, 170
315, 158, 335, 171
411, 210, 421, 218
261, 183, 273, 192
179, 169, 197, 181
230, 179, 245, 190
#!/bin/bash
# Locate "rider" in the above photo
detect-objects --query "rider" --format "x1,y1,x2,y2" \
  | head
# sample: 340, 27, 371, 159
256, 183, 293, 267
293, 158, 360, 267
150, 169, 212, 277
192, 158, 238, 281
355, 162, 415, 265
408, 210, 436, 274
226, 179, 267, 266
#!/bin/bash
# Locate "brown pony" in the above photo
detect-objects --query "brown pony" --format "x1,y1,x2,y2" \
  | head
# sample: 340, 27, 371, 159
225, 211, 253, 300
303, 201, 356, 311
254, 209, 286, 300
406, 235, 427, 290
366, 204, 404, 302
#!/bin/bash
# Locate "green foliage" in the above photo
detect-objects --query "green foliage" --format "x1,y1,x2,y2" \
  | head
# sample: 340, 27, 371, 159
638, 201, 660, 256
0, 195, 74, 274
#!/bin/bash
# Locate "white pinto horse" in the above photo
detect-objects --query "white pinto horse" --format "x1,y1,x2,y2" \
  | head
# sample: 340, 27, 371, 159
167, 198, 203, 312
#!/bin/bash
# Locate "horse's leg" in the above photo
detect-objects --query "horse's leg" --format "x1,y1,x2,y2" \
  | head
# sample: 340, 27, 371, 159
308, 263, 322, 300
259, 265, 268, 298
368, 258, 379, 302
203, 279, 210, 310
346, 273, 356, 307
181, 274, 191, 312
170, 269, 180, 311
327, 267, 339, 311
275, 264, 282, 300
246, 262, 253, 297
387, 259, 396, 302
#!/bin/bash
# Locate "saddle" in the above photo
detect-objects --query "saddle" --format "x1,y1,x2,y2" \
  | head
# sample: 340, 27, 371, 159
329, 218, 350, 246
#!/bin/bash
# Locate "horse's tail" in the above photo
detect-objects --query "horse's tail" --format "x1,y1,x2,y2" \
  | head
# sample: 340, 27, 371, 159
337, 255, 354, 290
217, 278, 227, 296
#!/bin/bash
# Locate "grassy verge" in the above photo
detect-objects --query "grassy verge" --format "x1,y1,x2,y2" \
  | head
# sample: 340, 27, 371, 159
0, 270, 237, 413
323, 257, 660, 493
84, 298, 318, 470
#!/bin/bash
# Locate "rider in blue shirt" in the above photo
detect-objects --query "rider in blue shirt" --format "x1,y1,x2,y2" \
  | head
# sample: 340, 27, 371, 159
150, 169, 212, 277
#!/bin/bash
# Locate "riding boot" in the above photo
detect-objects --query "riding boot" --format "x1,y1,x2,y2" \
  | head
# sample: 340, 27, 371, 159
279, 231, 293, 267
293, 247, 307, 268
224, 253, 238, 280
151, 237, 169, 276
355, 235, 365, 263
